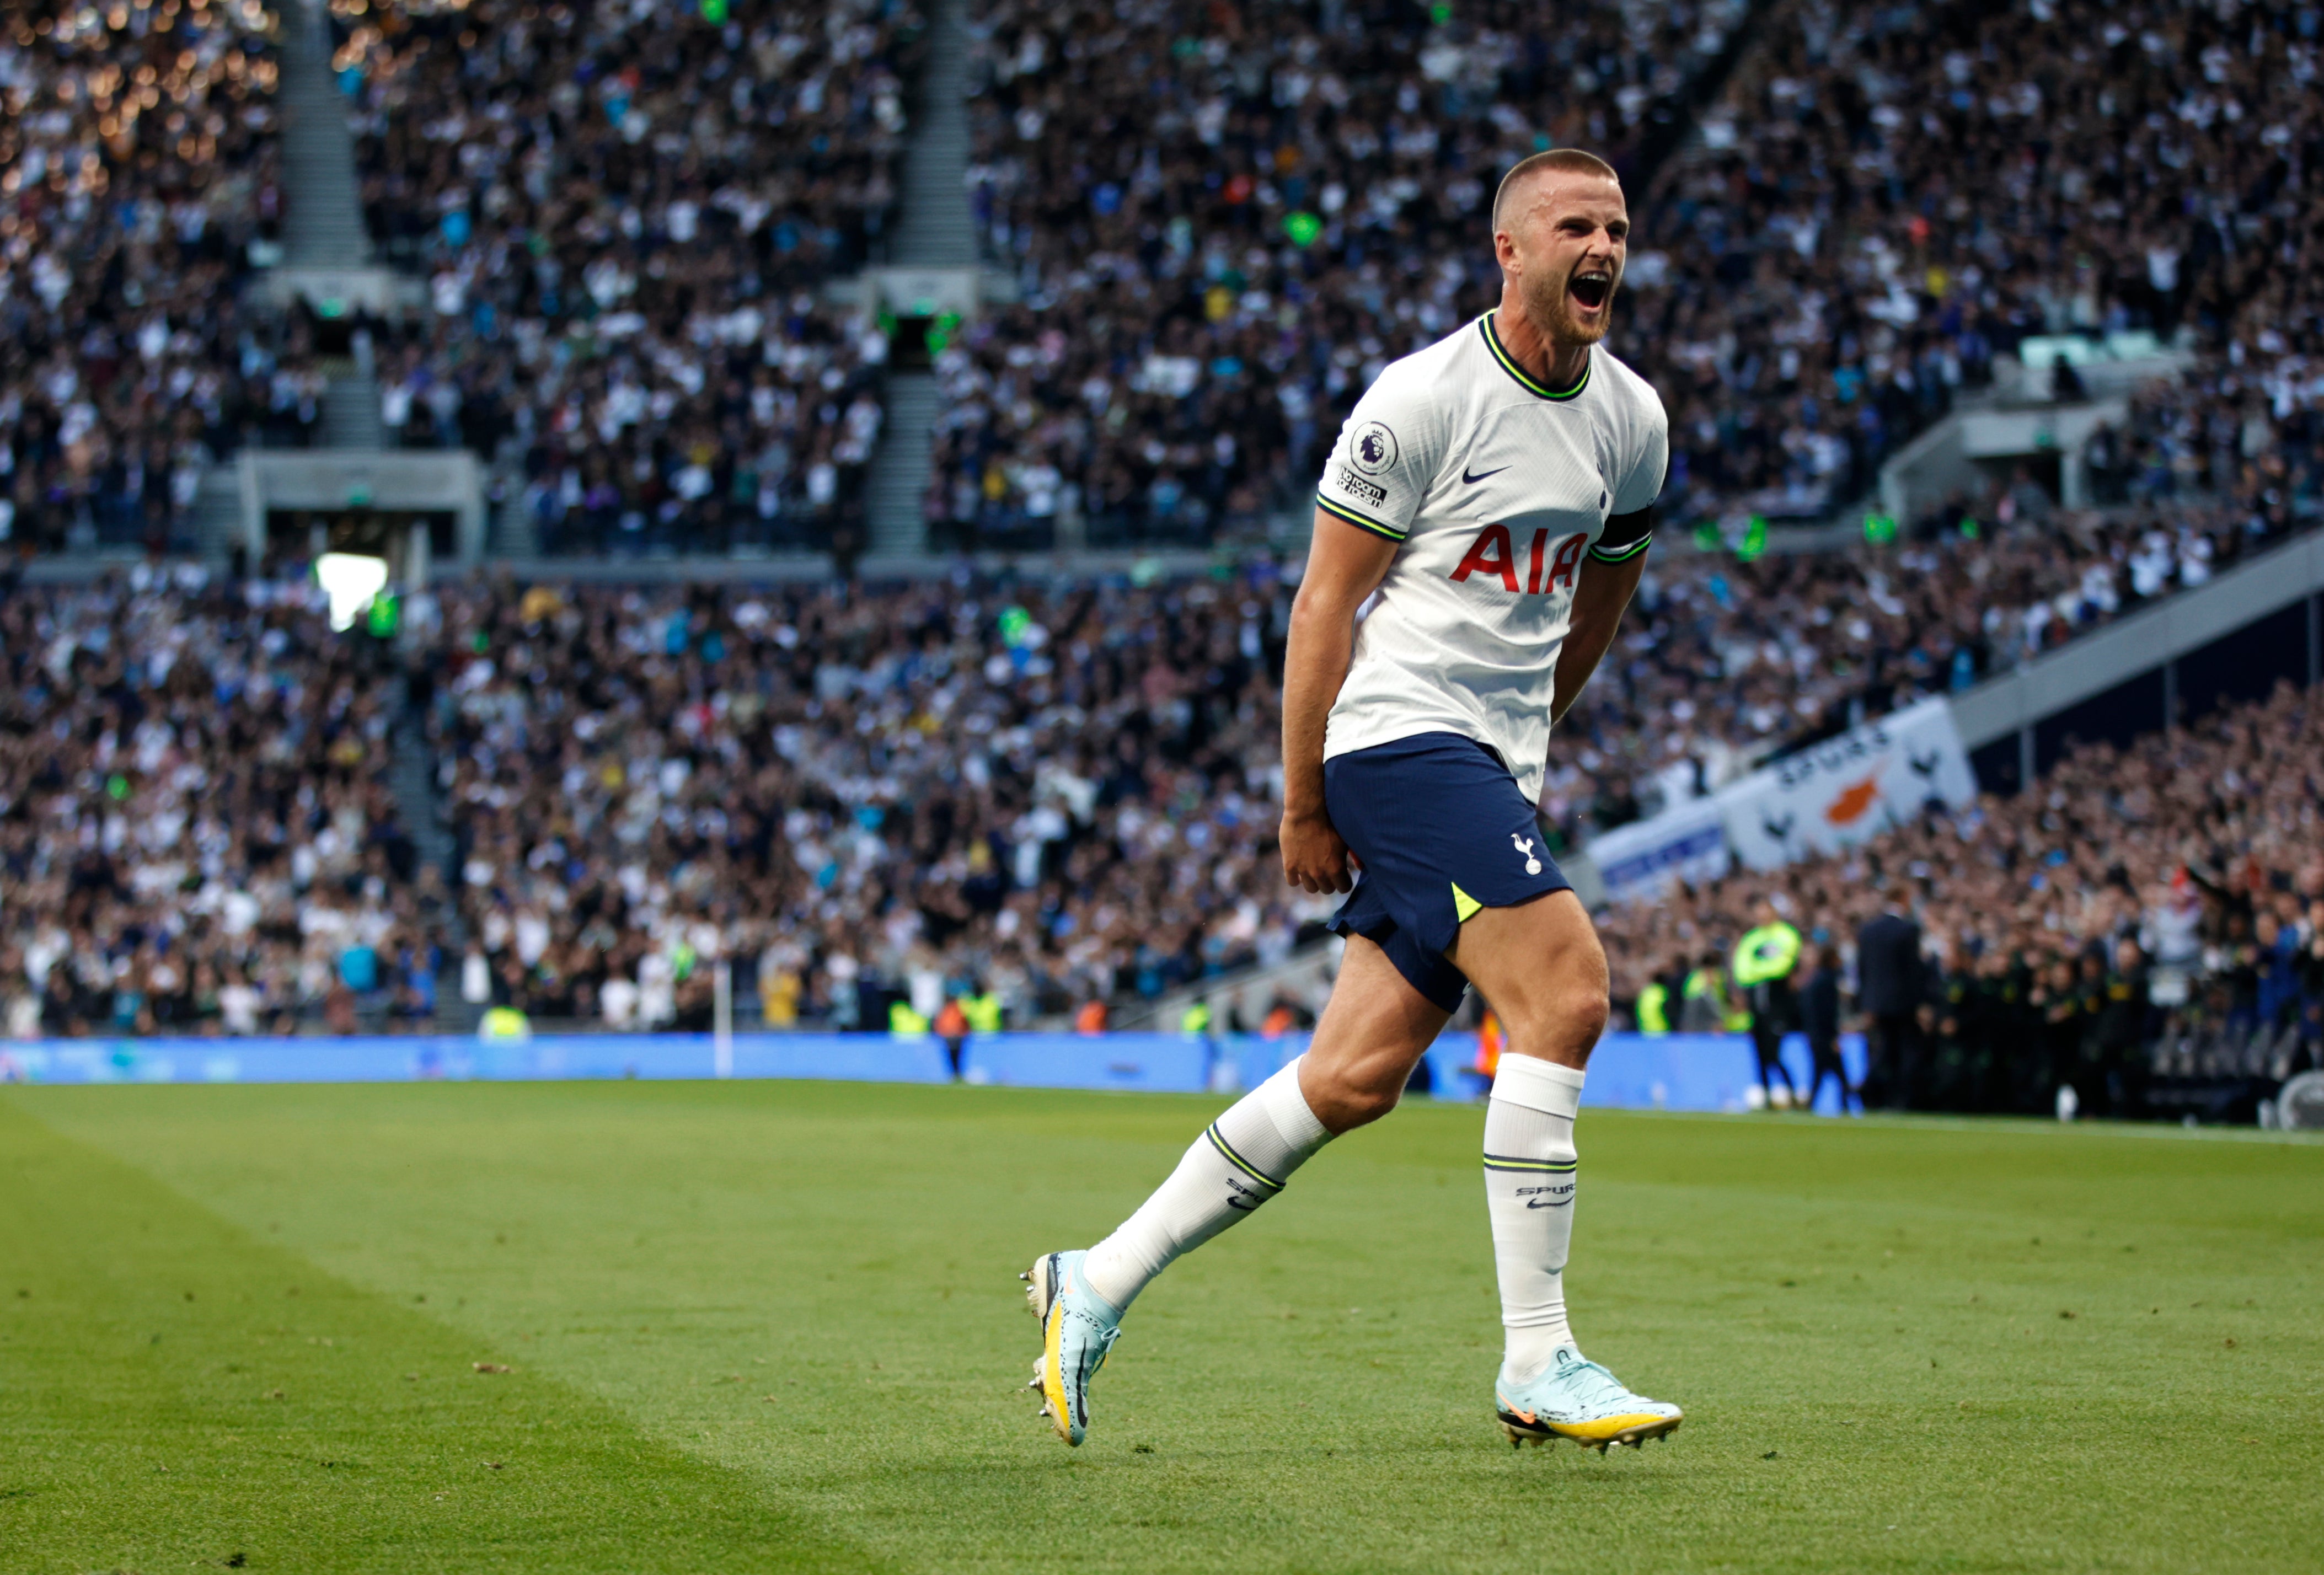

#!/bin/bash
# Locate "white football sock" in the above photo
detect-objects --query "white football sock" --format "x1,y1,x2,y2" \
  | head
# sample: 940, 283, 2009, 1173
1484, 1055, 1587, 1383
1080, 1057, 1332, 1310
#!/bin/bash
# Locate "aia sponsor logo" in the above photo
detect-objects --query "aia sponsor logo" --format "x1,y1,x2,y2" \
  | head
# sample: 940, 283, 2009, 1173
1450, 524, 1587, 594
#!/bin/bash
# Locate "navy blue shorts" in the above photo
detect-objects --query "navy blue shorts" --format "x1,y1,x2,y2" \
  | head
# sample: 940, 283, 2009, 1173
1322, 732, 1572, 1011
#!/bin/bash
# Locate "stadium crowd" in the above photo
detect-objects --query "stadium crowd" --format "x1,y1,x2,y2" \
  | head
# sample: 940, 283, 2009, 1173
1602, 680, 2324, 1117
4, 552, 2315, 1134
931, 0, 1748, 545
930, 0, 2323, 551
1555, 489, 2298, 833
326, 0, 920, 555
1, 0, 290, 556
2, 487, 2299, 1048
421, 572, 1315, 1032
1632, 0, 2324, 532
0, 571, 451, 1040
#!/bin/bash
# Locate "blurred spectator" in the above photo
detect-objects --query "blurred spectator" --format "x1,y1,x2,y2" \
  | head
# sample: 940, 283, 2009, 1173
934, 0, 1747, 545
327, 0, 923, 554
422, 569, 1325, 1030
1, 0, 286, 556
0, 571, 450, 1037
931, 0, 2324, 549
1632, 0, 2324, 531
1550, 489, 2299, 843
1602, 679, 2324, 1115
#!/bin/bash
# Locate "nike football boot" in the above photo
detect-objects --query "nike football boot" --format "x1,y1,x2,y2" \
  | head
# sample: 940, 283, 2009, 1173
1021, 1250, 1122, 1447
1495, 1345, 1683, 1451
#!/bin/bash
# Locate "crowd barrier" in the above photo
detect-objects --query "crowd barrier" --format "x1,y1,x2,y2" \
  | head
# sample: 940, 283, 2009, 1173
0, 1030, 1867, 1114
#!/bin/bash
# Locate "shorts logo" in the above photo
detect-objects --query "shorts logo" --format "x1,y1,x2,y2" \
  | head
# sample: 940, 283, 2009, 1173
1350, 421, 1399, 475
1512, 833, 1541, 875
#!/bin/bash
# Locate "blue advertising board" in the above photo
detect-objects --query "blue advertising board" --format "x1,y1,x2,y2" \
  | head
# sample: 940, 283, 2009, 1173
0, 1030, 1866, 1115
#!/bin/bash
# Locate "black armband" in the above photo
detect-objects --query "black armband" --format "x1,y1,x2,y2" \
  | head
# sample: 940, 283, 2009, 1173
1589, 505, 1656, 564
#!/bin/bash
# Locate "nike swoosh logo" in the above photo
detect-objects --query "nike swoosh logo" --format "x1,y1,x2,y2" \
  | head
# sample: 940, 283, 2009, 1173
1462, 465, 1509, 485
1524, 1197, 1572, 1209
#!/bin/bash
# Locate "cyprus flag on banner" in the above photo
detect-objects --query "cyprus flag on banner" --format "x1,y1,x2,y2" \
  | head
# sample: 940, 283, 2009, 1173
1718, 697, 1977, 871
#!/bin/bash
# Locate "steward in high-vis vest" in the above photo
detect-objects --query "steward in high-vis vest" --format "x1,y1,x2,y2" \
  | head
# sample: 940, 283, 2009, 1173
1731, 899, 1803, 1106
1635, 977, 1672, 1035
1679, 953, 1748, 1033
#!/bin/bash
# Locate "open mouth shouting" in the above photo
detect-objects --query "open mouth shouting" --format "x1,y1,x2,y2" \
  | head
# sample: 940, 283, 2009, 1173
1568, 266, 1614, 315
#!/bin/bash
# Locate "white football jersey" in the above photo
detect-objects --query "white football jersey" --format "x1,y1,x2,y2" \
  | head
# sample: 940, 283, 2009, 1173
1315, 310, 1667, 803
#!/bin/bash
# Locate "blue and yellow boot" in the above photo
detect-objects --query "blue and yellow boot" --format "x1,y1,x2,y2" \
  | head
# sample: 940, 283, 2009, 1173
1022, 1250, 1122, 1446
1496, 1346, 1683, 1451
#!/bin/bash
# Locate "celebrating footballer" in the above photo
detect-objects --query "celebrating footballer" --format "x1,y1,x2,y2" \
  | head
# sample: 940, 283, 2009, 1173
1026, 148, 1682, 1453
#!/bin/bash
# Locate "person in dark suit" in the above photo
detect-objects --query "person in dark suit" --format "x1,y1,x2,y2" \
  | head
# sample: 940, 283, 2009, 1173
1857, 891, 1924, 1111
1799, 942, 1855, 1114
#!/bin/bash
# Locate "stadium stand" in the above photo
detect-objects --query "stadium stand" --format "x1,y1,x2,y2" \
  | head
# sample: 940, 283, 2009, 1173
324, 0, 923, 555
2, 0, 288, 556
1635, 0, 2324, 532
930, 0, 1749, 547
1551, 496, 2300, 839
419, 573, 1314, 1031
0, 572, 446, 1040
7, 0, 2321, 1143
5, 521, 2305, 1046
928, 0, 2323, 550
1598, 679, 2324, 1117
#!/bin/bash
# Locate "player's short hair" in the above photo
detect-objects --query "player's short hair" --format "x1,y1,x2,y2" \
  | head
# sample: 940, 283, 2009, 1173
1491, 148, 1620, 233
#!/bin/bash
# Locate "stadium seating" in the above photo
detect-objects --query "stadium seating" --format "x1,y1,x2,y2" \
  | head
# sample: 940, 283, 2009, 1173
1636, 0, 2323, 533
933, 0, 1750, 546
931, 0, 2323, 548
1551, 500, 2298, 842
7, 0, 2321, 1121
0, 573, 443, 1038
1, 0, 287, 556
419, 573, 1316, 1030
7, 534, 2307, 1050
325, 0, 922, 554
1597, 678, 2324, 1116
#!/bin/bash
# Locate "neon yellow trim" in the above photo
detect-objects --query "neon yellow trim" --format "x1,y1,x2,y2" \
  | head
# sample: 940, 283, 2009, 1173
1480, 312, 1591, 400
1316, 493, 1406, 540
1452, 883, 1482, 922
1549, 1412, 1682, 1443
1041, 1299, 1072, 1441
1206, 1125, 1285, 1191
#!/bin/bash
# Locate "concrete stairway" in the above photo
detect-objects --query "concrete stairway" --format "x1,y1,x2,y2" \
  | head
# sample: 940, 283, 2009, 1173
864, 0, 978, 555
388, 677, 480, 1033
491, 489, 540, 559
279, 0, 371, 270
890, 0, 978, 267
865, 374, 941, 556
322, 368, 385, 449
190, 469, 245, 569
279, 0, 384, 452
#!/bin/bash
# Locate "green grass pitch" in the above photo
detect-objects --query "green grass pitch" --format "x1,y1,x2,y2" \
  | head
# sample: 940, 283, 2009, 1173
3, 1081, 2320, 1574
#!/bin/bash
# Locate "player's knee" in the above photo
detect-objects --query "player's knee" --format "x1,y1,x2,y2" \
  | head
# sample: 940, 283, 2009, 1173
1305, 1058, 1405, 1132
1507, 981, 1608, 1062
1342, 1081, 1404, 1128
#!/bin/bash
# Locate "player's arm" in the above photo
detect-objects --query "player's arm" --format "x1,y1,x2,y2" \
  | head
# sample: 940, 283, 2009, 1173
1279, 508, 1398, 894
1549, 506, 1652, 725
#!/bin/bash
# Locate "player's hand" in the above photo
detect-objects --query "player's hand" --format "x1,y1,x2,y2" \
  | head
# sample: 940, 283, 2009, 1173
1280, 808, 1354, 894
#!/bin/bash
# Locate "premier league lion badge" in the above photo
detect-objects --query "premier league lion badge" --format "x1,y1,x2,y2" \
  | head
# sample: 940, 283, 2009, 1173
1350, 420, 1400, 475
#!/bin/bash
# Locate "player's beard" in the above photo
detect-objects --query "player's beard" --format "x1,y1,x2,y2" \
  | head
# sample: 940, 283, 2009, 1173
1522, 259, 1614, 350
